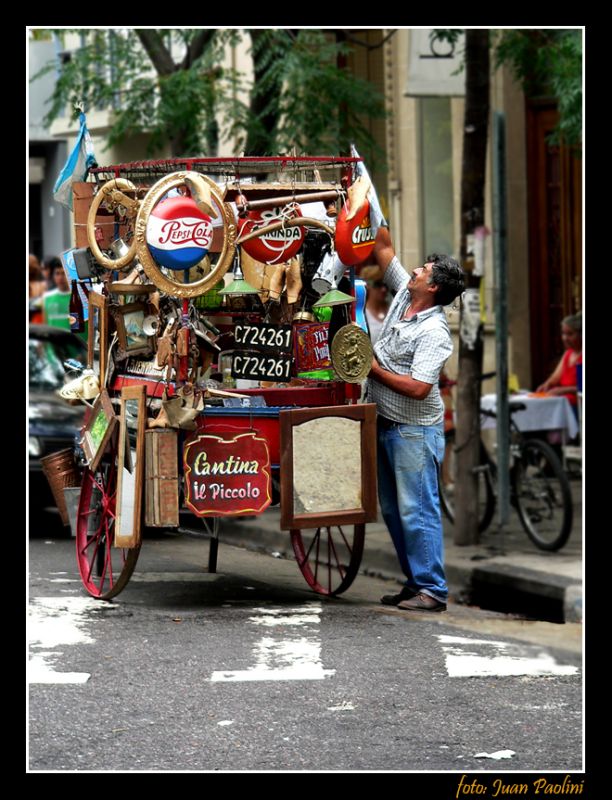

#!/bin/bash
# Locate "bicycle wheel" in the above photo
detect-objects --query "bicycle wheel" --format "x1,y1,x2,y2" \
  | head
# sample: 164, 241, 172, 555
439, 429, 496, 534
513, 438, 573, 551
76, 433, 141, 599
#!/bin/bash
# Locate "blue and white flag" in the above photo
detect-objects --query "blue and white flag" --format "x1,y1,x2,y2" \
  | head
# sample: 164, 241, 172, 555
53, 112, 97, 211
350, 144, 388, 234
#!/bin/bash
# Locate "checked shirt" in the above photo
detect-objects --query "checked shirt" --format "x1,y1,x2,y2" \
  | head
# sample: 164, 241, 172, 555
365, 256, 453, 426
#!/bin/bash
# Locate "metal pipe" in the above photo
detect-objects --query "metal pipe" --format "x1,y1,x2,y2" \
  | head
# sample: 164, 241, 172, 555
236, 189, 342, 213
493, 111, 510, 530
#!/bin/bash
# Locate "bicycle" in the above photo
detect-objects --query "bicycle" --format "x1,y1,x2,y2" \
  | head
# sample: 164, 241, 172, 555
439, 386, 574, 552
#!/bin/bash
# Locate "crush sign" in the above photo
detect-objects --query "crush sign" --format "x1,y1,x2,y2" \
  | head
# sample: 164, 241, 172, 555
183, 432, 272, 517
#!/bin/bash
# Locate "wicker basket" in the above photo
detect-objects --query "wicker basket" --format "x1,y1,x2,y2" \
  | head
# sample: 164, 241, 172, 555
40, 448, 82, 525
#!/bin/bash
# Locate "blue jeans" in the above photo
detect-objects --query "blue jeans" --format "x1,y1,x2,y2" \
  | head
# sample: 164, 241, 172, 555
377, 420, 447, 603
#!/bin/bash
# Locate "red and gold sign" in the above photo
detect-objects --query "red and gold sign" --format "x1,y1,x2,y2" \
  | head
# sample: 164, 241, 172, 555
293, 322, 331, 372
183, 432, 272, 517
238, 205, 305, 264
334, 200, 375, 265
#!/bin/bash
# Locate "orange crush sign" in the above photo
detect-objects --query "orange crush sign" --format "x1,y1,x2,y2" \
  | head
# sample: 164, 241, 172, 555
183, 432, 272, 517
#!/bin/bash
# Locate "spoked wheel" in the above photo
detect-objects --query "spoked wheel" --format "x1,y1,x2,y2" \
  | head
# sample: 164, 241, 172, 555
76, 434, 140, 599
439, 429, 496, 534
290, 524, 365, 596
513, 438, 573, 551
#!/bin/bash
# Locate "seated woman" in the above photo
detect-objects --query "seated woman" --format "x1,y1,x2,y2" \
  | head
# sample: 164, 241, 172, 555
536, 312, 582, 410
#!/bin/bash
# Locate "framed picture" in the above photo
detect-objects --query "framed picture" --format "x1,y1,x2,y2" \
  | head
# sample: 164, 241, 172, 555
111, 302, 154, 360
109, 282, 157, 306
81, 389, 118, 473
279, 403, 377, 530
87, 291, 109, 384
115, 385, 146, 549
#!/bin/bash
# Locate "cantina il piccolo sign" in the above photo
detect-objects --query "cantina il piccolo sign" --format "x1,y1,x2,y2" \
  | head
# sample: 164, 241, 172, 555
183, 432, 272, 517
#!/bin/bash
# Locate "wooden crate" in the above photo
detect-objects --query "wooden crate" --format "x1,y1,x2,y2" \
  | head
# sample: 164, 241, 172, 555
144, 429, 179, 527
72, 182, 127, 249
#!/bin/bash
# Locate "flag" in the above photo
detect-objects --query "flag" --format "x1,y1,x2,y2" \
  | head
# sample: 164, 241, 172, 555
53, 112, 97, 211
350, 144, 388, 234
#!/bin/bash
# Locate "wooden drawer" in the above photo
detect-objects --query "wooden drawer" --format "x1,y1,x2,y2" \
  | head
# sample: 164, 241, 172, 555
144, 429, 179, 527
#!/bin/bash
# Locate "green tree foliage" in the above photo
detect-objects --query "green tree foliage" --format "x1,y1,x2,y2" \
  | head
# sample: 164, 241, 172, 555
494, 29, 582, 149
433, 28, 582, 150
31, 29, 386, 161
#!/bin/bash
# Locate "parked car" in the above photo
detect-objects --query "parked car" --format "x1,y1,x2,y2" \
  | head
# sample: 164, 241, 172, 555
29, 325, 88, 526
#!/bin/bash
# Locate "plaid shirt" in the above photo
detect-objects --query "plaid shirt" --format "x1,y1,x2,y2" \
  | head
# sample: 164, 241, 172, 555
365, 256, 453, 426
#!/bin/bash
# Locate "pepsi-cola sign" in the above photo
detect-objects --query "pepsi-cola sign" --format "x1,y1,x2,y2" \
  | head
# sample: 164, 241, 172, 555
146, 195, 213, 270
238, 205, 305, 265
334, 200, 375, 266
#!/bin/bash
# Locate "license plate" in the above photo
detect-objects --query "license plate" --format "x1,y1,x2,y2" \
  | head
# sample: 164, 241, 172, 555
231, 351, 293, 382
233, 322, 293, 353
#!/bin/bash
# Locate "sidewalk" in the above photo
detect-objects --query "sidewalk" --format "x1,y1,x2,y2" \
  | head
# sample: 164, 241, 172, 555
213, 476, 583, 623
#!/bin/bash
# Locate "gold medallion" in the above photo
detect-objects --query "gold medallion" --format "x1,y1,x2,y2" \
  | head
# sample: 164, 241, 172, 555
330, 323, 373, 383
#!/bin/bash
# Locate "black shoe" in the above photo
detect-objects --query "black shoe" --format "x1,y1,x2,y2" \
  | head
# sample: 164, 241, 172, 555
397, 592, 447, 613
380, 586, 417, 606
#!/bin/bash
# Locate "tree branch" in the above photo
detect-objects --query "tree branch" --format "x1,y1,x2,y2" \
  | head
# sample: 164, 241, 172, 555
330, 29, 397, 50
181, 29, 216, 70
135, 30, 176, 76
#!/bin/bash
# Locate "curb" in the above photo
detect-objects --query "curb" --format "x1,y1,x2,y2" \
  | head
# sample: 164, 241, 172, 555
216, 517, 582, 623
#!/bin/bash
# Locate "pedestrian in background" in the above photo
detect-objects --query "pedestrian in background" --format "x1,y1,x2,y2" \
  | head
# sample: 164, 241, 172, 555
29, 255, 46, 324
536, 312, 582, 410
366, 226, 464, 613
42, 260, 71, 330
360, 264, 390, 346
42, 255, 62, 291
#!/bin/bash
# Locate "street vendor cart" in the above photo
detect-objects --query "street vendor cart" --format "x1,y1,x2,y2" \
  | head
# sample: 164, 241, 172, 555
64, 155, 381, 600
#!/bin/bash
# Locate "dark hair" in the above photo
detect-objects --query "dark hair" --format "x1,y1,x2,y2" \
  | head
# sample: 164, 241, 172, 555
426, 253, 465, 306
43, 255, 62, 272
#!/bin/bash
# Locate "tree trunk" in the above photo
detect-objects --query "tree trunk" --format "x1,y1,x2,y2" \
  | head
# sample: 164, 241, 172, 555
453, 30, 490, 546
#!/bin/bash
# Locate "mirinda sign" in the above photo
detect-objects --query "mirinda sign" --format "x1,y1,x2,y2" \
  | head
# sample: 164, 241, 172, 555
183, 432, 272, 517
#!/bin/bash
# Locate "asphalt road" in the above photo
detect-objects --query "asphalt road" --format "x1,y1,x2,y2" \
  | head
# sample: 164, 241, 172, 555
28, 529, 582, 773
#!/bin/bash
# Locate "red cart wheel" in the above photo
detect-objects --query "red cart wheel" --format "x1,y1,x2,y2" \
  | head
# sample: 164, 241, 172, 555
76, 435, 140, 600
290, 524, 365, 596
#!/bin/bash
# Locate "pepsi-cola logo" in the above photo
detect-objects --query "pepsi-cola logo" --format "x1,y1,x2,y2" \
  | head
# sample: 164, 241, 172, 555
335, 200, 375, 265
239, 205, 304, 265
146, 195, 213, 271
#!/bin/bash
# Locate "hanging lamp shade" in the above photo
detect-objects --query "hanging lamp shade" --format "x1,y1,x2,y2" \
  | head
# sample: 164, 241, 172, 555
312, 288, 355, 307
218, 255, 260, 296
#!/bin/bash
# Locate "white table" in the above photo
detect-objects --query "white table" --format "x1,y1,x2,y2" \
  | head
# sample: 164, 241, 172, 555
480, 393, 579, 440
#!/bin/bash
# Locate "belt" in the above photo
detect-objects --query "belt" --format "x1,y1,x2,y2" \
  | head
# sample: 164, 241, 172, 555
377, 415, 401, 429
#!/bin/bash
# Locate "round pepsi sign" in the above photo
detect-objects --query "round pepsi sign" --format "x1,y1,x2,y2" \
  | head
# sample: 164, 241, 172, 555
145, 195, 213, 270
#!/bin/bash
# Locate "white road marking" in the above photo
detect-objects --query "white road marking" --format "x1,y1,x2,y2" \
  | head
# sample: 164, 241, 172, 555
437, 635, 579, 678
328, 701, 355, 711
218, 720, 234, 726
28, 596, 116, 685
474, 750, 516, 760
210, 603, 335, 682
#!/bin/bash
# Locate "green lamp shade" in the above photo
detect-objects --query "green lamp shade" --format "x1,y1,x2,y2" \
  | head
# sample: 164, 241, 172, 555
218, 278, 260, 296
312, 288, 355, 308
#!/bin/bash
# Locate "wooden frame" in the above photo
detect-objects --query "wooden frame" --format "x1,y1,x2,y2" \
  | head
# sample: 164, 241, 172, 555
81, 389, 118, 473
110, 301, 153, 360
87, 291, 109, 385
108, 282, 157, 305
279, 403, 377, 530
115, 385, 146, 548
